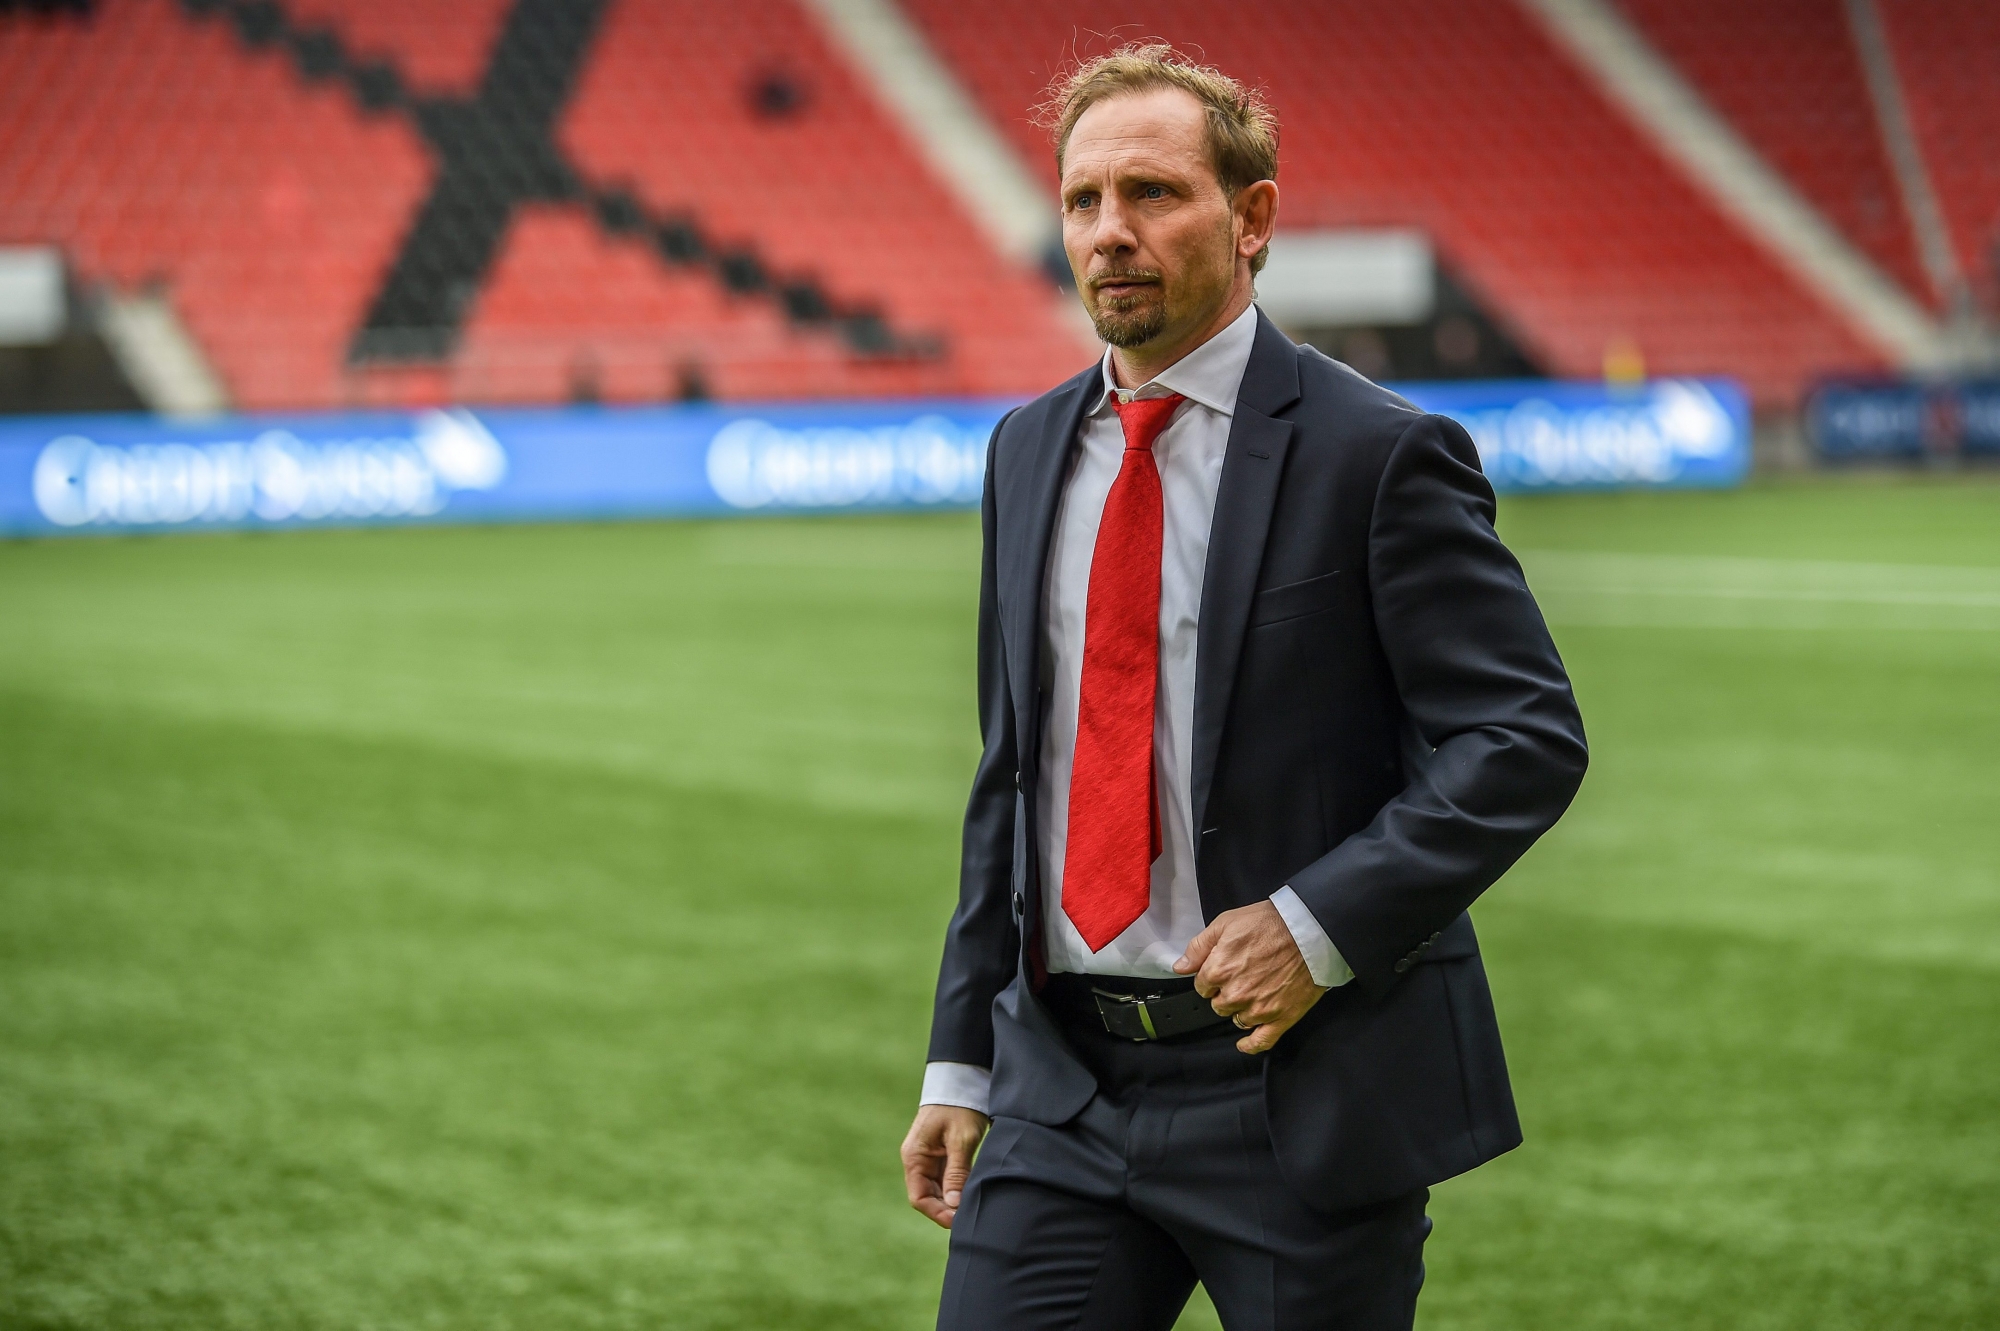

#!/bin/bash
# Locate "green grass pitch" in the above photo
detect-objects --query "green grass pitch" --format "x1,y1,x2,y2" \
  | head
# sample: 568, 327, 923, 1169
2, 475, 1996, 1329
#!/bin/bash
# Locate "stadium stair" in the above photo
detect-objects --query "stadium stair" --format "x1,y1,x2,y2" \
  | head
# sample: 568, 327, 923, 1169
1522, 0, 1943, 375
1614, 0, 1935, 309
1876, 0, 2000, 320
799, 0, 1058, 267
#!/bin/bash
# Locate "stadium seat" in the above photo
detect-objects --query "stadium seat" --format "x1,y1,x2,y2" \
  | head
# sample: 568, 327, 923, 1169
0, 0, 433, 409
283, 0, 512, 95
1877, 0, 2000, 315
1616, 0, 1935, 309
4, 0, 1954, 411
0, 0, 1087, 410
902, 0, 1888, 405
453, 206, 954, 404
554, 0, 1089, 400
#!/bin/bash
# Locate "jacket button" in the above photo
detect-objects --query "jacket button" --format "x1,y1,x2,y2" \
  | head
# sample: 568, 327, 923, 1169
1393, 957, 1413, 974
1012, 891, 1025, 919
1429, 931, 1442, 943
1014, 770, 1024, 792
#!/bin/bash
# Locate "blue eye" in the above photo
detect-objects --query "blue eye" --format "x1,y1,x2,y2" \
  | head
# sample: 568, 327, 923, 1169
1144, 186, 1166, 199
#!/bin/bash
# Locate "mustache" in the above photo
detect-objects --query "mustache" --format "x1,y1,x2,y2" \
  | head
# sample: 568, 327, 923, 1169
1087, 268, 1163, 291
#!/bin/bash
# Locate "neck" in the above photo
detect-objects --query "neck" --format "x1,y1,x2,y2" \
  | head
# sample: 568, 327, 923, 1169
1109, 282, 1254, 388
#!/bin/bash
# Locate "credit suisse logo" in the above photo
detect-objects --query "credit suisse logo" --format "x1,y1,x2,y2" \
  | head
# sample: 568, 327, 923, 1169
704, 414, 988, 509
32, 409, 507, 528
1456, 379, 1740, 487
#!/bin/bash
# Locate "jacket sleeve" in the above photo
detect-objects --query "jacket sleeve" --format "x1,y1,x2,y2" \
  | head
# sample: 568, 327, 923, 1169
1286, 412, 1588, 997
926, 413, 1022, 1067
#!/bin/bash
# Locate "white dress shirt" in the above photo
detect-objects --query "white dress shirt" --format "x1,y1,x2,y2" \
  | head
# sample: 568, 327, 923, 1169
921, 305, 1352, 1114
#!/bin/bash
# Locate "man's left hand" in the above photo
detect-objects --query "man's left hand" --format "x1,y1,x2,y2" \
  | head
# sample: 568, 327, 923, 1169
1174, 900, 1328, 1054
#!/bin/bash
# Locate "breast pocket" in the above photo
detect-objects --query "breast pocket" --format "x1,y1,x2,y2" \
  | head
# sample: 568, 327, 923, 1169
1249, 570, 1343, 627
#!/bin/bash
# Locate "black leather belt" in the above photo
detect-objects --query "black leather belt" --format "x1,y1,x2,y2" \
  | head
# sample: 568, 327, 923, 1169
1043, 973, 1235, 1042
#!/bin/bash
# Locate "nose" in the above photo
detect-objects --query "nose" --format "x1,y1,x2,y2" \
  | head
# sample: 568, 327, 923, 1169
1092, 190, 1139, 259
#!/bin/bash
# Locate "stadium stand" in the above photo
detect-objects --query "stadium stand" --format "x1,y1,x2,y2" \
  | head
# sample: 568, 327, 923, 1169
0, 0, 1085, 409
0, 0, 433, 409
451, 206, 924, 404
1876, 0, 2000, 315
3, 0, 1980, 412
902, 0, 1887, 405
552, 0, 1086, 398
1616, 0, 1936, 309
285, 0, 511, 96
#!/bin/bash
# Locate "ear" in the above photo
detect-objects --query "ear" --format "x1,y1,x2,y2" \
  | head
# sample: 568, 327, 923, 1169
1234, 180, 1279, 264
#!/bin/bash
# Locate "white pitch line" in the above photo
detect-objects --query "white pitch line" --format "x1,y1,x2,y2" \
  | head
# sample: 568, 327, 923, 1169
1516, 551, 2000, 628
1535, 583, 2000, 608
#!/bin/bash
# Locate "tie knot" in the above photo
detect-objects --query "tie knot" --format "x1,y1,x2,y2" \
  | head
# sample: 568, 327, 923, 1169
1112, 392, 1186, 453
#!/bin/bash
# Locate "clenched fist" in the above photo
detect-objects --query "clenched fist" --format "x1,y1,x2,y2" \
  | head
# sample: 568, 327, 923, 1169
1175, 899, 1328, 1054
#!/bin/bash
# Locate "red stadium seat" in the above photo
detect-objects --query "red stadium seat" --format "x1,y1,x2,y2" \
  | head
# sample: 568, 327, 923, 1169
284, 0, 512, 95
1877, 0, 2000, 314
0, 0, 1087, 409
1617, 0, 1936, 309
454, 207, 917, 405
555, 0, 1089, 400
0, 0, 433, 410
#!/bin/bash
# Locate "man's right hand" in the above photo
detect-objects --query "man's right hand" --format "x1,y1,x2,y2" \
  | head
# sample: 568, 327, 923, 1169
901, 1104, 991, 1229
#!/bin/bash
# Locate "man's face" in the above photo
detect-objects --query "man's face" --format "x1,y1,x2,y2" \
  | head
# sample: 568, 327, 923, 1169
1060, 88, 1241, 351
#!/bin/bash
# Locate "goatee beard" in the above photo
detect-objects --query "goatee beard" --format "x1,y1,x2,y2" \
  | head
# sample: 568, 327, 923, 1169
1085, 267, 1169, 348
1090, 301, 1168, 348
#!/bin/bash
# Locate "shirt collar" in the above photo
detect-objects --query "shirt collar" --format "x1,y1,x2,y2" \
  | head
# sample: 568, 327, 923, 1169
1093, 302, 1260, 418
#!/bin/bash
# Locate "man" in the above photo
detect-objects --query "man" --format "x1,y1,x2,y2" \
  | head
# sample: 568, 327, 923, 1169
901, 45, 1587, 1331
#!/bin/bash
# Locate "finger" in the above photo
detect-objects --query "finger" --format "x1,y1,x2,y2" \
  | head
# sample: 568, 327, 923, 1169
1194, 951, 1237, 1000
1220, 991, 1279, 1025
941, 1137, 976, 1211
1236, 1018, 1291, 1055
1175, 920, 1222, 976
1207, 983, 1250, 1017
1208, 973, 1276, 1017
904, 1150, 942, 1205
906, 1157, 958, 1229
1193, 925, 1252, 1000
913, 1195, 957, 1228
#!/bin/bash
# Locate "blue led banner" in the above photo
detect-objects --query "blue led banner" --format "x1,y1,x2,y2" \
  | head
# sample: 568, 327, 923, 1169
0, 377, 1747, 537
1403, 377, 1748, 491
1807, 380, 2000, 459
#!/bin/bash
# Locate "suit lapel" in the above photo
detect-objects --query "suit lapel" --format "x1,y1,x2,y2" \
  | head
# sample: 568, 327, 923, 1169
1190, 312, 1301, 850
1004, 369, 1096, 750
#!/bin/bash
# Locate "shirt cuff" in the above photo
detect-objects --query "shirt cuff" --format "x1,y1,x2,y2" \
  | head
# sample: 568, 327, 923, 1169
1270, 885, 1355, 989
920, 1061, 992, 1114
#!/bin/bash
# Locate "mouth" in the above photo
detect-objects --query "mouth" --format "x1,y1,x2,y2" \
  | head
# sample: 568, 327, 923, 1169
1090, 273, 1161, 302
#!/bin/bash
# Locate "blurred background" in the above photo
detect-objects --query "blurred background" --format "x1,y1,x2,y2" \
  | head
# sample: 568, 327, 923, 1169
1, 1, 1996, 1328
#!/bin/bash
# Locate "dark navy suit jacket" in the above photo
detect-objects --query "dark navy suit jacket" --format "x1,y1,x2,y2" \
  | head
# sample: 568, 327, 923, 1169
928, 311, 1589, 1208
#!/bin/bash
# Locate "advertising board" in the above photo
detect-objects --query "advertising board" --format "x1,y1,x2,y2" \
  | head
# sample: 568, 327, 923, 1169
0, 377, 1748, 537
1807, 380, 2000, 459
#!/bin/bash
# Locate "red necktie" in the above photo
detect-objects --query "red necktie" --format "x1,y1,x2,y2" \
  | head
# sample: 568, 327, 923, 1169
1062, 392, 1185, 952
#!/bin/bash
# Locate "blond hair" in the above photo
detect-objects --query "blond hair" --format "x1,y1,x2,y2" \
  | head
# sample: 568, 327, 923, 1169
1040, 43, 1279, 273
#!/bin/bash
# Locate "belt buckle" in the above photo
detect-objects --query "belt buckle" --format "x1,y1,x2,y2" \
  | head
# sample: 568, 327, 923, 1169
1091, 987, 1161, 1041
